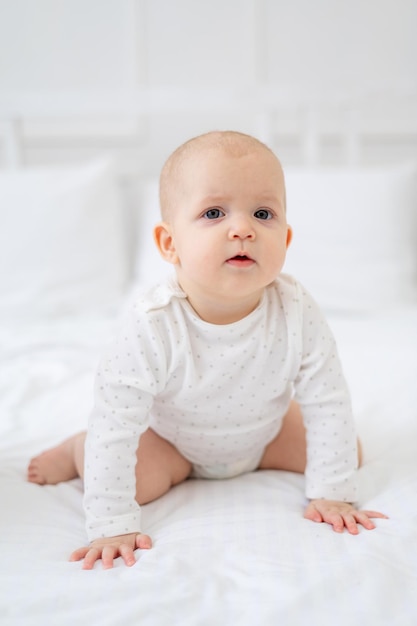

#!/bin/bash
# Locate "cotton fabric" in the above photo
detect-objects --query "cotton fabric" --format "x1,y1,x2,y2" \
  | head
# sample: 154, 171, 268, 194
84, 274, 358, 541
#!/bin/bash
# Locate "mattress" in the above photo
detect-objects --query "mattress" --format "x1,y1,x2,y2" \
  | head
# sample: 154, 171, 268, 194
1, 305, 417, 626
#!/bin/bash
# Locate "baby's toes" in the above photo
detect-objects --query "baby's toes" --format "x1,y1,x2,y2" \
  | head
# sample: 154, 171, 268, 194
27, 458, 46, 484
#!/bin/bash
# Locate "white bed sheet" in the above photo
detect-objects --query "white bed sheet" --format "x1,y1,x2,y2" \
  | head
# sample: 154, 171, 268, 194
1, 306, 417, 626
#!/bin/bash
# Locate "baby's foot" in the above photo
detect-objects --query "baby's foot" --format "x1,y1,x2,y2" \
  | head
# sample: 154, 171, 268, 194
27, 434, 82, 485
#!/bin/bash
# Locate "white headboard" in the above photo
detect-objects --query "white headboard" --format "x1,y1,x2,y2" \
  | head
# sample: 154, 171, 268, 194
0, 87, 416, 175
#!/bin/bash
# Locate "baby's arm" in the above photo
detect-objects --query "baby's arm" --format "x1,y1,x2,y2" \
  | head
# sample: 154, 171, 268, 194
294, 286, 360, 505
304, 499, 388, 534
70, 532, 152, 570
82, 306, 162, 558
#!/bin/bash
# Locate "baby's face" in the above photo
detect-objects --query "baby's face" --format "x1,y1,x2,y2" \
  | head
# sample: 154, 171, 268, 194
162, 146, 291, 322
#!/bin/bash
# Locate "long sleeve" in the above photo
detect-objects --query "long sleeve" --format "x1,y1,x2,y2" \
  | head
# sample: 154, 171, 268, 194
83, 305, 166, 542
293, 284, 358, 502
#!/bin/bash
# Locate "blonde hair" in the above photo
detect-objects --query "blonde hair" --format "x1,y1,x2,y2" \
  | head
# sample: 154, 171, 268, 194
159, 130, 283, 220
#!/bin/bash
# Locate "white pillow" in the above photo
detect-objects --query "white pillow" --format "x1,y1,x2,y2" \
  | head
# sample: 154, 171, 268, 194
134, 180, 175, 288
134, 164, 417, 313
0, 159, 130, 319
284, 163, 417, 312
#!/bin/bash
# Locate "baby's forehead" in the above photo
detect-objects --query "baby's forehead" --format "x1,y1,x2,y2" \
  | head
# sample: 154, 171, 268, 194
177, 148, 280, 190
180, 134, 273, 163
160, 132, 283, 217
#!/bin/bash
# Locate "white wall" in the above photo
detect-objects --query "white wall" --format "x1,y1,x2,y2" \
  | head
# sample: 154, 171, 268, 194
0, 0, 416, 172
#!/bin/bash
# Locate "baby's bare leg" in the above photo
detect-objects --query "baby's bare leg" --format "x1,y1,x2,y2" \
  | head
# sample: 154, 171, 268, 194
258, 401, 307, 473
28, 428, 192, 505
258, 400, 362, 473
134, 429, 192, 504
28, 432, 86, 485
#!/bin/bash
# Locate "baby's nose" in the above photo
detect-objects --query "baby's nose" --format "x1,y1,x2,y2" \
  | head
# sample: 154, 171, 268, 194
229, 218, 255, 239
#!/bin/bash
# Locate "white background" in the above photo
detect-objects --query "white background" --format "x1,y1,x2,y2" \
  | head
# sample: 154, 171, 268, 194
0, 0, 416, 173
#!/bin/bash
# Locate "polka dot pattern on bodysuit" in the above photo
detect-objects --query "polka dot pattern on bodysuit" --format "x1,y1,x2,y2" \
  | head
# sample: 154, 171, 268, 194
83, 274, 358, 541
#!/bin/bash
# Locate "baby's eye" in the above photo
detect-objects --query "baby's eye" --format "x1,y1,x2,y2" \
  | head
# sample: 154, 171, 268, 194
203, 208, 225, 220
254, 208, 273, 220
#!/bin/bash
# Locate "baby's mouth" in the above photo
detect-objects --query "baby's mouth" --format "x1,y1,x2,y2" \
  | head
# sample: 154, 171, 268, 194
226, 254, 255, 267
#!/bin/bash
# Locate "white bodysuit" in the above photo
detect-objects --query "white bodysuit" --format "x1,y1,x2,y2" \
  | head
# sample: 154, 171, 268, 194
84, 274, 358, 541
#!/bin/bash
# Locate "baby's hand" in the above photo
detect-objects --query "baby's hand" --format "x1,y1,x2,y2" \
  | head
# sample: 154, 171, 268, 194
304, 499, 388, 535
70, 532, 152, 569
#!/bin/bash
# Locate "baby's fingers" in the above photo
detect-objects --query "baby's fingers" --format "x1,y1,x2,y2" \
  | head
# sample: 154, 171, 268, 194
69, 545, 103, 570
361, 510, 389, 520
352, 509, 388, 531
322, 511, 345, 533
135, 533, 152, 550
303, 502, 323, 523
82, 547, 104, 570
352, 511, 376, 531
69, 545, 113, 569
69, 546, 90, 563
101, 544, 123, 569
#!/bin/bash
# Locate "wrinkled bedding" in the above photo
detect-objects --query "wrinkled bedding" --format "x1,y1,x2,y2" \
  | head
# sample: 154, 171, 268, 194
1, 306, 417, 625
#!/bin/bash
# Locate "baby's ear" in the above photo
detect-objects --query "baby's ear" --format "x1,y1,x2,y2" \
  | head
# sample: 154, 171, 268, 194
286, 225, 293, 248
153, 222, 179, 264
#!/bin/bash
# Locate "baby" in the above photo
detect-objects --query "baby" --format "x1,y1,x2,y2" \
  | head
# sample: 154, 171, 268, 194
28, 130, 386, 569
